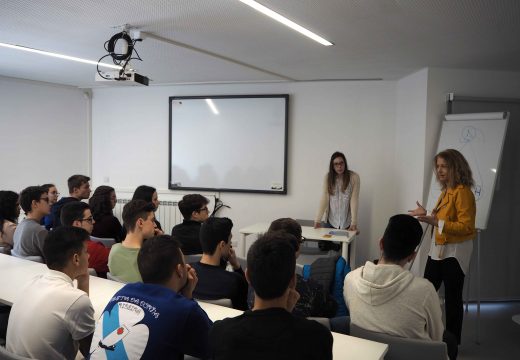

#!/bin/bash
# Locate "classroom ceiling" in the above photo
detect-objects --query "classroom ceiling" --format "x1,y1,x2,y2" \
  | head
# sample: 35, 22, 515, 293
1, 0, 519, 88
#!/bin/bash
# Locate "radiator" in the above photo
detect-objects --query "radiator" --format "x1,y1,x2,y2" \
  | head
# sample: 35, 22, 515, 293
113, 198, 183, 234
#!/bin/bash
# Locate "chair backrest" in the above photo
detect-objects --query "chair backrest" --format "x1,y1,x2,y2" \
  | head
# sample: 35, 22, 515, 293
236, 256, 247, 270
106, 272, 127, 283
88, 268, 98, 276
10, 249, 44, 263
90, 236, 116, 248
197, 298, 233, 308
184, 254, 202, 264
307, 317, 331, 330
350, 323, 448, 360
0, 346, 34, 360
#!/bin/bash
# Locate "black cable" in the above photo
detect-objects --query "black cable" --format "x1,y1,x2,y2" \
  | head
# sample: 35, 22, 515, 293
106, 32, 133, 61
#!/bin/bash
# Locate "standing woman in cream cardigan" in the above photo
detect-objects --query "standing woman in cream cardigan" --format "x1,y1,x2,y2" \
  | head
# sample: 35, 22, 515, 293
409, 148, 476, 345
314, 151, 360, 251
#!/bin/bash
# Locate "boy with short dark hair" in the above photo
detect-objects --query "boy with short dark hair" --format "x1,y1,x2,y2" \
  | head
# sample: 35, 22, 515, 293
209, 232, 333, 360
89, 235, 212, 360
50, 174, 91, 228
108, 199, 156, 282
191, 217, 248, 310
12, 186, 50, 259
7, 226, 95, 359
171, 194, 210, 254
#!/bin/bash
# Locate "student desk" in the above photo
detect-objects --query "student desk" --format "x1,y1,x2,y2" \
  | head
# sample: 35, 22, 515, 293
0, 254, 387, 360
239, 222, 357, 268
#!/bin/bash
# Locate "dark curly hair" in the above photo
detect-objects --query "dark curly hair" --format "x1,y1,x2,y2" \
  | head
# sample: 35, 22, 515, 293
88, 186, 115, 221
0, 191, 19, 234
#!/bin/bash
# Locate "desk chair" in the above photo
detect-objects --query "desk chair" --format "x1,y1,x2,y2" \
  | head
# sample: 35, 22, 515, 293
197, 298, 233, 308
0, 346, 33, 360
350, 323, 448, 360
307, 317, 331, 330
106, 272, 127, 283
88, 268, 97, 277
90, 236, 115, 248
184, 254, 202, 264
10, 250, 43, 263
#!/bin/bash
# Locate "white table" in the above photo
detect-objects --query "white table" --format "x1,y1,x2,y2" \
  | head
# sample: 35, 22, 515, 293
0, 254, 387, 360
239, 222, 357, 268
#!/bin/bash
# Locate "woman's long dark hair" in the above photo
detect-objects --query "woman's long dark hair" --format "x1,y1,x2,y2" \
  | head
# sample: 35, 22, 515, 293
0, 191, 19, 234
89, 186, 115, 221
132, 185, 157, 210
327, 151, 351, 195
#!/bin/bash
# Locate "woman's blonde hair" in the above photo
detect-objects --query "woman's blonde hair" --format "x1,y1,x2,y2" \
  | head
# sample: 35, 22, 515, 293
434, 149, 474, 189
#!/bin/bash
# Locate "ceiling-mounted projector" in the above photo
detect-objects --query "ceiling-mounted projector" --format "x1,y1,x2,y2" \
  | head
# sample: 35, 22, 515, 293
96, 27, 149, 86
95, 70, 149, 86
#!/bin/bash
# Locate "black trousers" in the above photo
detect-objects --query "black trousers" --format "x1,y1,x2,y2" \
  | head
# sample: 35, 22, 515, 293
424, 256, 465, 344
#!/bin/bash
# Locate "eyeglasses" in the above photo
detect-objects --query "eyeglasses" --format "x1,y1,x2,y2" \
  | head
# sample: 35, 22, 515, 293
80, 216, 94, 224
196, 206, 209, 213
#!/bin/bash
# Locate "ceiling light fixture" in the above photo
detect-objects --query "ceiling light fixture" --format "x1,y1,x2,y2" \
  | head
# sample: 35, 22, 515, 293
0, 42, 122, 70
206, 99, 219, 115
238, 0, 333, 46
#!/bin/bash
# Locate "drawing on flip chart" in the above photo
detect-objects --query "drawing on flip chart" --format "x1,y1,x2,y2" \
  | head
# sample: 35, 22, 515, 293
458, 126, 484, 201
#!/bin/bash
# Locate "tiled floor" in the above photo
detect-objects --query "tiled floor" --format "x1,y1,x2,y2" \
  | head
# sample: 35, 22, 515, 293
458, 302, 520, 359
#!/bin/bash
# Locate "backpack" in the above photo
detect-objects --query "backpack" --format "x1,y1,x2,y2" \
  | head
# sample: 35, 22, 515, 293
303, 254, 351, 316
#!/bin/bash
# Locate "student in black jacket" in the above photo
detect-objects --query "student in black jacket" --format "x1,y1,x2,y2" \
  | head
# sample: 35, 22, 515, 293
210, 232, 333, 360
190, 217, 248, 310
171, 194, 209, 255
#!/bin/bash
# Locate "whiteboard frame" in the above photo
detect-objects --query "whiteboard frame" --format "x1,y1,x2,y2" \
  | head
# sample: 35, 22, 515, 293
168, 94, 289, 194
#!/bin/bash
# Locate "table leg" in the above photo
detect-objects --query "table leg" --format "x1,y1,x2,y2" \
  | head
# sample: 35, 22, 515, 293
341, 242, 348, 261
349, 239, 356, 269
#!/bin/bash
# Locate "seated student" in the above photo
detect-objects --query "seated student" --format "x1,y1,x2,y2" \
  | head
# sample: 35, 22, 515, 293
191, 217, 248, 310
12, 186, 50, 259
89, 185, 123, 241
0, 190, 20, 254
50, 175, 91, 229
40, 183, 59, 230
344, 214, 456, 358
61, 201, 110, 278
6, 226, 95, 360
210, 232, 333, 360
171, 194, 209, 255
108, 200, 156, 282
247, 218, 337, 318
89, 235, 212, 360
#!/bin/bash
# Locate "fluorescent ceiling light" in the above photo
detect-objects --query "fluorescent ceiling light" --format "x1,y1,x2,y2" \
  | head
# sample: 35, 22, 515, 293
206, 99, 219, 115
0, 42, 122, 70
239, 0, 333, 46
491, 168, 497, 173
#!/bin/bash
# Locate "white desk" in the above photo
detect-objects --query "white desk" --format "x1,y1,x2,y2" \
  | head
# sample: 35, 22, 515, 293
239, 222, 357, 268
0, 254, 387, 360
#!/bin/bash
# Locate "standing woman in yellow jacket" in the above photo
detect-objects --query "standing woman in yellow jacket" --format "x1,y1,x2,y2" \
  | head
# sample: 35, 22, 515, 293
314, 151, 360, 251
409, 149, 476, 345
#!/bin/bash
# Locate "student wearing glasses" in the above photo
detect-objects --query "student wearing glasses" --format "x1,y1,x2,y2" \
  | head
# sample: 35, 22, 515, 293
12, 186, 51, 260
61, 202, 110, 278
171, 194, 210, 255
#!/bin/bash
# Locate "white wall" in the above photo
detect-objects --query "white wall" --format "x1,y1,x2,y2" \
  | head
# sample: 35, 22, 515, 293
0, 76, 90, 194
91, 81, 397, 264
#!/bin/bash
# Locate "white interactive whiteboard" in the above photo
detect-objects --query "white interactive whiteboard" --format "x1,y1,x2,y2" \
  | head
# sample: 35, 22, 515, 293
426, 112, 509, 229
169, 95, 288, 194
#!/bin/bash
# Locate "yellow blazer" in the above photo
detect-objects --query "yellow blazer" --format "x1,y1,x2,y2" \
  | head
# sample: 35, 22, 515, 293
434, 185, 476, 245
